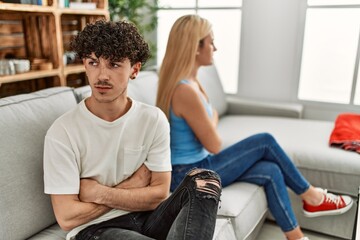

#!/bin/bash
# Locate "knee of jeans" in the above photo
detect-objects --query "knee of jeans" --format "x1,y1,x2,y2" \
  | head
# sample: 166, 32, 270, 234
262, 162, 284, 182
187, 168, 222, 202
257, 132, 276, 144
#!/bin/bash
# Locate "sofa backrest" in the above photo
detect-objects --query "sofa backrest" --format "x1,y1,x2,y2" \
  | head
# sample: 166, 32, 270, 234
0, 87, 78, 239
73, 65, 229, 117
73, 71, 159, 106
127, 70, 159, 106
198, 65, 228, 117
128, 65, 229, 116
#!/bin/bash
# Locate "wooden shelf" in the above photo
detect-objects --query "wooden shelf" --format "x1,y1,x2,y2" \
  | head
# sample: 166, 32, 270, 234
0, 69, 60, 85
0, 3, 109, 16
0, 0, 109, 96
60, 8, 109, 17
0, 3, 55, 13
64, 64, 84, 76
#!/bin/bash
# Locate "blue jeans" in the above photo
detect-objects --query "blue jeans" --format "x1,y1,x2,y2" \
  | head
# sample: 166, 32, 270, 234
171, 133, 310, 232
75, 169, 221, 240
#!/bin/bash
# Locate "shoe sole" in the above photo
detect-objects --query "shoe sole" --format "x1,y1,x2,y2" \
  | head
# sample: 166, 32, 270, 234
303, 199, 354, 218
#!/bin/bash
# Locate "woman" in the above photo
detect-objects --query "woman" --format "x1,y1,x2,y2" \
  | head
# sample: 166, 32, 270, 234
156, 14, 353, 240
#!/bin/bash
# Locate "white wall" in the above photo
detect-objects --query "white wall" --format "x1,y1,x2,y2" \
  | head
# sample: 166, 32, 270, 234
236, 0, 360, 121
237, 0, 303, 101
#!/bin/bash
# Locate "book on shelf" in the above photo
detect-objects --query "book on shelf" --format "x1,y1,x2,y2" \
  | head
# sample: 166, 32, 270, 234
21, 0, 38, 5
2, 0, 21, 3
10, 0, 46, 5
69, 2, 96, 9
58, 0, 69, 8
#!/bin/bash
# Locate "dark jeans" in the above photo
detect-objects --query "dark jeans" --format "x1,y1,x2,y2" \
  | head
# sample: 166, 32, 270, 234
75, 169, 221, 240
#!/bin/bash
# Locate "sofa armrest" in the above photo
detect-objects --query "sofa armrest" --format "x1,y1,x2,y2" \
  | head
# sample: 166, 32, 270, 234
226, 96, 304, 119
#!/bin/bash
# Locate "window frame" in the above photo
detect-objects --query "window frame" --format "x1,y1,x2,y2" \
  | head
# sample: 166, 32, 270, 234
297, 2, 360, 107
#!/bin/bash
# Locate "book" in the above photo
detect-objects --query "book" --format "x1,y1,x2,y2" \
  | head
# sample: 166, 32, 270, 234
69, 2, 96, 9
20, 0, 33, 4
2, 0, 21, 3
58, 0, 65, 8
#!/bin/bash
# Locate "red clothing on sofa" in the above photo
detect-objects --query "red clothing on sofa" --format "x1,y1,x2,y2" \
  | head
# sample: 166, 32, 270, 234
329, 113, 360, 154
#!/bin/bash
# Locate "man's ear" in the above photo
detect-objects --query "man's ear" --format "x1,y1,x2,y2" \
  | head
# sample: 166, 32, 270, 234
130, 62, 142, 80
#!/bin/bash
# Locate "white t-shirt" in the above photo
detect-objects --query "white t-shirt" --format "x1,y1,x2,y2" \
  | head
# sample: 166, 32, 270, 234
43, 98, 172, 240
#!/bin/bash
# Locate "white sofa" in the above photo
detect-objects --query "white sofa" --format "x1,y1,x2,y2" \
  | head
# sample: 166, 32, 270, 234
0, 65, 358, 240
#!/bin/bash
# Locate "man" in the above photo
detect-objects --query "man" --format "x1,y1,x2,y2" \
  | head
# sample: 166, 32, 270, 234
43, 20, 221, 240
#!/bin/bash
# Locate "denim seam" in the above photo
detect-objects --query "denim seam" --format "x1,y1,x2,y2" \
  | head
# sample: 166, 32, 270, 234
184, 188, 193, 240
266, 145, 310, 194
241, 174, 298, 232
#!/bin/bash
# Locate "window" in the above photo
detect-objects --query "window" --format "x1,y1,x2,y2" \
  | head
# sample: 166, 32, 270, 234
298, 1, 360, 105
157, 0, 242, 94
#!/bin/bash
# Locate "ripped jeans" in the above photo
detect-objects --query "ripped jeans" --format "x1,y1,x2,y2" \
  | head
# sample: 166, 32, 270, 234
75, 169, 222, 240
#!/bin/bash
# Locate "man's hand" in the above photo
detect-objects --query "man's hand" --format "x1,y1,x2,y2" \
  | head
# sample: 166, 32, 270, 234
116, 164, 151, 189
79, 178, 104, 203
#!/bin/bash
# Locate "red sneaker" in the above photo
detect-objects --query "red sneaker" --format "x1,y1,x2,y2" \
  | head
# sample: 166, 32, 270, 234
303, 188, 353, 217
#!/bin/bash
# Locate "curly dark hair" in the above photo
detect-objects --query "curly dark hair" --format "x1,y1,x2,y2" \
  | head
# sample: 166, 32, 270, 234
71, 19, 150, 65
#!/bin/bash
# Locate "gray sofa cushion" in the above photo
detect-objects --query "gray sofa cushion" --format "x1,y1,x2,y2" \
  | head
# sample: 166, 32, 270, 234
0, 87, 77, 239
128, 70, 159, 106
213, 218, 237, 240
218, 182, 268, 240
217, 115, 360, 197
28, 224, 67, 240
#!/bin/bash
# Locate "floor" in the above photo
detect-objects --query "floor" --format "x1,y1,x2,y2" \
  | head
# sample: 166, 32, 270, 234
257, 220, 344, 240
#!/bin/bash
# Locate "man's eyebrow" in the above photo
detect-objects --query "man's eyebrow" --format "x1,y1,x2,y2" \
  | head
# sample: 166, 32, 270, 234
111, 59, 124, 63
86, 56, 98, 61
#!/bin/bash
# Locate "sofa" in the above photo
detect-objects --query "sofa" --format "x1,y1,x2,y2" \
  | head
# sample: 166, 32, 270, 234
0, 64, 358, 240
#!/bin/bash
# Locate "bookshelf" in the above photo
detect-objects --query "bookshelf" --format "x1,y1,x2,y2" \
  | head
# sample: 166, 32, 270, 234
0, 0, 109, 97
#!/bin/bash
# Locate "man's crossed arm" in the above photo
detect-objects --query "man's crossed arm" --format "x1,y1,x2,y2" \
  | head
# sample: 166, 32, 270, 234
51, 164, 171, 231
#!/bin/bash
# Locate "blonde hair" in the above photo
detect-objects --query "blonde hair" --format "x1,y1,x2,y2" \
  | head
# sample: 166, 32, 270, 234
156, 14, 212, 118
